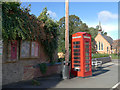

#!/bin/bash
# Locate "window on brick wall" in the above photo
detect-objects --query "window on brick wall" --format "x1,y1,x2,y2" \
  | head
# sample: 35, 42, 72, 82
31, 42, 39, 57
20, 41, 30, 58
20, 41, 39, 59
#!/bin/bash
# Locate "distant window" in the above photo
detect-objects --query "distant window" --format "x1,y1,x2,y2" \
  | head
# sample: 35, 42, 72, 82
97, 42, 99, 50
107, 47, 109, 53
96, 44, 97, 50
101, 43, 103, 50
111, 46, 112, 50
99, 42, 100, 50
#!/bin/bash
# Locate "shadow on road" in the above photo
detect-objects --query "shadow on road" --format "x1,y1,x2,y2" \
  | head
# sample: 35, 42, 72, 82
2, 74, 63, 89
92, 69, 110, 77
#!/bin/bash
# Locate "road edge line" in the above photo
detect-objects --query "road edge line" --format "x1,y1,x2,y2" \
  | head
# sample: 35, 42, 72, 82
112, 82, 120, 88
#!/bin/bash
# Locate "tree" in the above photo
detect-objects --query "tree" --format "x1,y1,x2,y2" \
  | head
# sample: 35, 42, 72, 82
88, 27, 98, 53
58, 15, 98, 54
2, 2, 40, 41
58, 15, 89, 53
38, 7, 59, 62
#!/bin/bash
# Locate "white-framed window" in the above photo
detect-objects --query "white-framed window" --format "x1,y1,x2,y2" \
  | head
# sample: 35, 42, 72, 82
101, 43, 103, 50
20, 41, 39, 59
99, 41, 100, 50
107, 47, 109, 53
31, 42, 39, 57
20, 41, 30, 58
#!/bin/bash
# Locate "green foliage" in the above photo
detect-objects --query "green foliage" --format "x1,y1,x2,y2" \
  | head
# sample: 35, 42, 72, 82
58, 58, 65, 62
88, 27, 98, 53
32, 80, 40, 86
110, 54, 119, 59
92, 53, 109, 58
38, 63, 47, 74
58, 15, 98, 54
2, 3, 58, 62
38, 7, 58, 62
2, 2, 41, 41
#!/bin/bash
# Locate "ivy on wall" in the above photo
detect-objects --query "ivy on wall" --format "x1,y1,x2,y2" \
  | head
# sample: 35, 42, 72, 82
38, 7, 58, 62
2, 2, 58, 62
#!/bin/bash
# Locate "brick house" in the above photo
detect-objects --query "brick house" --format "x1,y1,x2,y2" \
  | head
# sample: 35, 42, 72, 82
112, 39, 120, 54
2, 38, 61, 85
2, 20, 60, 85
95, 22, 113, 54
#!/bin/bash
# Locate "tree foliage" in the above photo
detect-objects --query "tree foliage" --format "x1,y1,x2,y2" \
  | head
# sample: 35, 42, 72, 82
2, 2, 42, 41
38, 7, 59, 62
58, 15, 98, 53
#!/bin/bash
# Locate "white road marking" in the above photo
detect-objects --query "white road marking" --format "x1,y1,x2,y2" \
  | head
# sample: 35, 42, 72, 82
112, 82, 120, 89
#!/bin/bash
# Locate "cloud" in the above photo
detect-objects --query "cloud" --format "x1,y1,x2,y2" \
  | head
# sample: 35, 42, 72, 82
47, 10, 57, 19
98, 11, 118, 23
102, 24, 117, 32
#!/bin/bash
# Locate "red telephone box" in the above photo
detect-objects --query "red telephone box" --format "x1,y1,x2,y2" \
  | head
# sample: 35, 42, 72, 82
71, 32, 92, 77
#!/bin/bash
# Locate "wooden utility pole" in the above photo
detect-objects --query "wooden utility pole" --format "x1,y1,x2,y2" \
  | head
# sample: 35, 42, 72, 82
62, 0, 69, 79
65, 0, 69, 64
61, 0, 70, 79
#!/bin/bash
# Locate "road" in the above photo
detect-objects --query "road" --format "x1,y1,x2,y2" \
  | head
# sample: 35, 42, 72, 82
2, 59, 119, 89
53, 59, 119, 88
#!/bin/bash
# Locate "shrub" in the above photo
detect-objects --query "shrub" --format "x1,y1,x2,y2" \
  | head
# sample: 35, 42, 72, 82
38, 63, 47, 74
110, 54, 119, 59
58, 58, 65, 62
92, 53, 109, 58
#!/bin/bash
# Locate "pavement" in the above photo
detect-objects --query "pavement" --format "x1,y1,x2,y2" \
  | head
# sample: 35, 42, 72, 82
2, 59, 119, 89
0, 56, 2, 90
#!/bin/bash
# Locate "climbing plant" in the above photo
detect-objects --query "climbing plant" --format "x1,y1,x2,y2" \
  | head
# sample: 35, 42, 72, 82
2, 2, 43, 41
2, 2, 58, 62
38, 63, 47, 74
38, 7, 59, 62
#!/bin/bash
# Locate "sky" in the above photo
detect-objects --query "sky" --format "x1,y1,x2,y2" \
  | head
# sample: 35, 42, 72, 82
21, 2, 118, 40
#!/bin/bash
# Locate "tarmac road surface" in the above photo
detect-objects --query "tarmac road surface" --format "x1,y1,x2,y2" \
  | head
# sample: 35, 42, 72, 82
54, 59, 119, 88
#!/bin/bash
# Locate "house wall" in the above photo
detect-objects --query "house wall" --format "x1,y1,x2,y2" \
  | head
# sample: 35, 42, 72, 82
2, 41, 60, 85
95, 34, 111, 54
112, 39, 120, 54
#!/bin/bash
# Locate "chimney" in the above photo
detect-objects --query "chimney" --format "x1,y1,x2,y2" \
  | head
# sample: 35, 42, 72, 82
98, 21, 102, 34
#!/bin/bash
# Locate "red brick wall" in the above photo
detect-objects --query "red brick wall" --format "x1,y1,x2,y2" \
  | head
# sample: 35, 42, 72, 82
22, 64, 61, 80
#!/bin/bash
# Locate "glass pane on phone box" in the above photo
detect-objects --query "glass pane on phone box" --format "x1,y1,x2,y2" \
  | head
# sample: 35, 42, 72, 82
73, 41, 80, 44
74, 61, 80, 63
86, 64, 89, 67
86, 53, 89, 56
74, 53, 80, 55
85, 45, 89, 48
73, 45, 80, 48
86, 57, 89, 59
85, 42, 89, 44
86, 68, 89, 71
74, 49, 80, 52
86, 49, 89, 52
74, 57, 80, 59
86, 61, 89, 63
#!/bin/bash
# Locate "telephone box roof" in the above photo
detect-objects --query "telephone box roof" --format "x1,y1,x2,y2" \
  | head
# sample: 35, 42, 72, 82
72, 32, 91, 36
